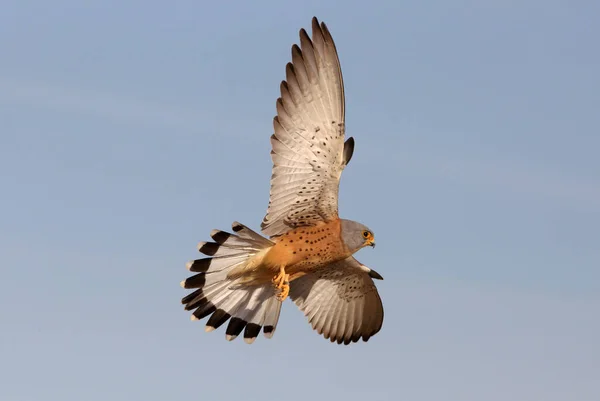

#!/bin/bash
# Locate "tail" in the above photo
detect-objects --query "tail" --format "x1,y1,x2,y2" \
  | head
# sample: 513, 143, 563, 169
180, 222, 282, 343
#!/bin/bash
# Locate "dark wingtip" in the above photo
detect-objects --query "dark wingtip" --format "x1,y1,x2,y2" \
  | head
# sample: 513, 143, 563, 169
299, 27, 310, 42
343, 137, 355, 166
291, 44, 302, 58
311, 17, 320, 32
368, 269, 384, 280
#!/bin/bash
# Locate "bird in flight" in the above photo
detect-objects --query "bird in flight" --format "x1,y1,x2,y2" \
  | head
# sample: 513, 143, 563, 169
181, 17, 384, 345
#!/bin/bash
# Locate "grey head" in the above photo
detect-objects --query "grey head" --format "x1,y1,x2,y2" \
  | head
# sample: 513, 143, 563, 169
340, 219, 375, 254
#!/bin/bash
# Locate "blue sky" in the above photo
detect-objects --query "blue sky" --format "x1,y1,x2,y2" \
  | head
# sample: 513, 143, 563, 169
1, 1, 599, 400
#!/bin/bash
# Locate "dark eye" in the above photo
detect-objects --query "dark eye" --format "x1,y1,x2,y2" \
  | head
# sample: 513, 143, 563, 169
362, 230, 371, 238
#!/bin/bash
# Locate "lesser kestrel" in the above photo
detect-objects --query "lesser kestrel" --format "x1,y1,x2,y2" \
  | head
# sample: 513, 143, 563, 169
181, 17, 384, 345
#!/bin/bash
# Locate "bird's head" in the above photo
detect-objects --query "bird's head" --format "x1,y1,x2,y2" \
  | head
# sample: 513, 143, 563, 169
340, 219, 376, 253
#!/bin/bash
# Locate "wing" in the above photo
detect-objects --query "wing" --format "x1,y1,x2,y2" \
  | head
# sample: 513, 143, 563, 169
289, 257, 384, 344
261, 17, 350, 237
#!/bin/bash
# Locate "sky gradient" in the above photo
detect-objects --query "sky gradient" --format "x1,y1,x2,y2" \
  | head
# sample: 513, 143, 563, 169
1, 1, 599, 400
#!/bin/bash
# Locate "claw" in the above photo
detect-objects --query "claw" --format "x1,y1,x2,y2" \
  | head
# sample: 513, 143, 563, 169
272, 265, 290, 302
276, 284, 289, 301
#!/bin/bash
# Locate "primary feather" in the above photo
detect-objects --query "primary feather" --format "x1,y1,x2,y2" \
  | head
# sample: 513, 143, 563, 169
289, 257, 384, 344
262, 17, 349, 237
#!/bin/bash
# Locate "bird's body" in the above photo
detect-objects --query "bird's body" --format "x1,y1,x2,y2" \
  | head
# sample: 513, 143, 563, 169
261, 219, 346, 275
181, 17, 385, 345
227, 219, 347, 283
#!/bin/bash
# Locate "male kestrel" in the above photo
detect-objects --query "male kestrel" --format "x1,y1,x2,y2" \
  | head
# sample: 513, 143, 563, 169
181, 17, 384, 345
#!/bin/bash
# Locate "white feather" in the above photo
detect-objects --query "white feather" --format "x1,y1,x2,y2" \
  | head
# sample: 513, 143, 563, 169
289, 256, 384, 344
181, 222, 282, 343
261, 18, 348, 237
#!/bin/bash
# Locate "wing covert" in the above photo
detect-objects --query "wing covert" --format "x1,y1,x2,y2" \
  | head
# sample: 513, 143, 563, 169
289, 257, 384, 344
261, 17, 348, 237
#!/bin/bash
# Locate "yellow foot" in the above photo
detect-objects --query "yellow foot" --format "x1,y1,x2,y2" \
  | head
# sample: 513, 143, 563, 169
277, 283, 289, 301
272, 266, 290, 302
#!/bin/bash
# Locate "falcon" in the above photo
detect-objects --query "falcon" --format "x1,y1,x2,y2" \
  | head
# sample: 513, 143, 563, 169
181, 17, 384, 345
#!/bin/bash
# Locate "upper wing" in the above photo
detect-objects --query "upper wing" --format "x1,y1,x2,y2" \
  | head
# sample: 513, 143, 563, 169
261, 17, 350, 237
289, 257, 384, 344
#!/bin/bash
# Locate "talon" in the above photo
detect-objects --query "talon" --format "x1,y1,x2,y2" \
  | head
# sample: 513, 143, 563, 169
276, 283, 289, 301
272, 266, 290, 302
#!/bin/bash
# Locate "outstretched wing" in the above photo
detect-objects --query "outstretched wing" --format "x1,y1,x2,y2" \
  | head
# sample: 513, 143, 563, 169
289, 257, 384, 344
261, 17, 351, 237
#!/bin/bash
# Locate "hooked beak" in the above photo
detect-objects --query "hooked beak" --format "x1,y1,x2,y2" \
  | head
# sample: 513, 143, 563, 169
368, 240, 376, 248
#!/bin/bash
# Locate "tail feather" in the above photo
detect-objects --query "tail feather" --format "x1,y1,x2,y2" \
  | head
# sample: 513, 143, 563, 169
230, 221, 272, 245
181, 266, 234, 290
224, 286, 266, 342
263, 296, 282, 338
181, 222, 282, 343
210, 227, 268, 248
197, 241, 251, 257
186, 254, 248, 273
206, 289, 248, 332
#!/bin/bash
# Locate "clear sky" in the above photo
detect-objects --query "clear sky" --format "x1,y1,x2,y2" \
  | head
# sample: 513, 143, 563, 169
1, 1, 599, 400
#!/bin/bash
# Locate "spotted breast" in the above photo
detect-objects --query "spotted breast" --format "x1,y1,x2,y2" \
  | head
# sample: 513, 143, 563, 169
262, 219, 350, 276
